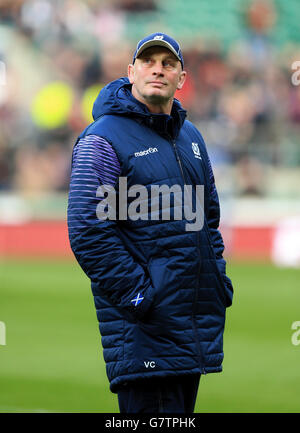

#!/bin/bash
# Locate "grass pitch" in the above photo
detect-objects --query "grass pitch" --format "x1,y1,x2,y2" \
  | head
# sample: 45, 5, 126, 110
0, 259, 299, 413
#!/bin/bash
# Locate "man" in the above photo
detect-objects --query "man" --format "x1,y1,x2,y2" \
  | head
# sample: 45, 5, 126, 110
67, 32, 233, 413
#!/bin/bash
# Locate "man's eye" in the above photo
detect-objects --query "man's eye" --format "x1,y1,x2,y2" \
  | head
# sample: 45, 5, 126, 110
164, 61, 175, 68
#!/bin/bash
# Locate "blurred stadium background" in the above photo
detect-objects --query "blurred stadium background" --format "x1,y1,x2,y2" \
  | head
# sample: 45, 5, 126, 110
0, 0, 300, 413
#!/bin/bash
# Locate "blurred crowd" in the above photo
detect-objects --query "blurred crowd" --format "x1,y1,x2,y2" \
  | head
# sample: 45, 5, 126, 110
0, 0, 300, 197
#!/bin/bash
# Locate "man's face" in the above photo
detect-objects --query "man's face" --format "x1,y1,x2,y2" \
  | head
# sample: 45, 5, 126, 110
128, 46, 186, 109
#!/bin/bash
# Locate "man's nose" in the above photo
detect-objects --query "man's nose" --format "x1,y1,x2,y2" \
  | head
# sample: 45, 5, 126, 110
152, 62, 164, 75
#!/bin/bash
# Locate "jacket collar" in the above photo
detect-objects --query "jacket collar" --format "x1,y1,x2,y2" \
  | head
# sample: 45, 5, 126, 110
93, 77, 187, 140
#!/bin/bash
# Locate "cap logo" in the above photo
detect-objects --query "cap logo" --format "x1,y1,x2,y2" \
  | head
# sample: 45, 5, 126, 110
154, 35, 164, 40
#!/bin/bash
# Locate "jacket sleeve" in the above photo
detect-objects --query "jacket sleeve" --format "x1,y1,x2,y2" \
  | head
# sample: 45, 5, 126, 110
201, 139, 234, 307
67, 134, 154, 320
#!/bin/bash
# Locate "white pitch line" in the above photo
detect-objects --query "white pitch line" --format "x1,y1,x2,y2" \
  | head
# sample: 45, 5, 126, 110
0, 406, 52, 413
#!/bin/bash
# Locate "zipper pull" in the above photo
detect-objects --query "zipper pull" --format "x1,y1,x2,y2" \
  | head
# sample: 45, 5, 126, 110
172, 140, 179, 161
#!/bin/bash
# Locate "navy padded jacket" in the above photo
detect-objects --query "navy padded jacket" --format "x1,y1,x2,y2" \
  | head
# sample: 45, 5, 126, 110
67, 77, 233, 392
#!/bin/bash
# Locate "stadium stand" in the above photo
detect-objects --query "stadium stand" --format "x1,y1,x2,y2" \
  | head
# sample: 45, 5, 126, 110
0, 0, 300, 264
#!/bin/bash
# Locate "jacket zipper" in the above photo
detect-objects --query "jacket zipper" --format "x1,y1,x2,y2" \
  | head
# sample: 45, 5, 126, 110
172, 139, 187, 184
170, 138, 206, 374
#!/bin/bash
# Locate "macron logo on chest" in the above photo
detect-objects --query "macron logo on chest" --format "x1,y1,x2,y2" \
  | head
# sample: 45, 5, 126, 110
134, 147, 158, 158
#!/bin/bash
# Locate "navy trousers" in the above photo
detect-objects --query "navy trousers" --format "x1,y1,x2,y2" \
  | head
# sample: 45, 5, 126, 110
117, 374, 201, 413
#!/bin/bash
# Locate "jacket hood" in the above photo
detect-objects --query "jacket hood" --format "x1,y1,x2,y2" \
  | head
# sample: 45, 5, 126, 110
92, 77, 187, 139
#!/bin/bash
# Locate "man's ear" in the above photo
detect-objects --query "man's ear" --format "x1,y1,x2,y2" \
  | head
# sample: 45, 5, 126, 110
177, 70, 187, 91
128, 64, 135, 84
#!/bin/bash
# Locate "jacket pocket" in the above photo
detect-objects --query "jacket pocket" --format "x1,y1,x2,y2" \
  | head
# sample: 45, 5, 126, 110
202, 221, 233, 308
145, 257, 182, 325
212, 260, 233, 308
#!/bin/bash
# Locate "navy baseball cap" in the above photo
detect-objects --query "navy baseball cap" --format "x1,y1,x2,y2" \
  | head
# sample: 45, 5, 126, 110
133, 32, 184, 69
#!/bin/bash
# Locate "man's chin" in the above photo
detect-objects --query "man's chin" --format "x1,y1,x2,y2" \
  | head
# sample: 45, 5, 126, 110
145, 93, 169, 105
